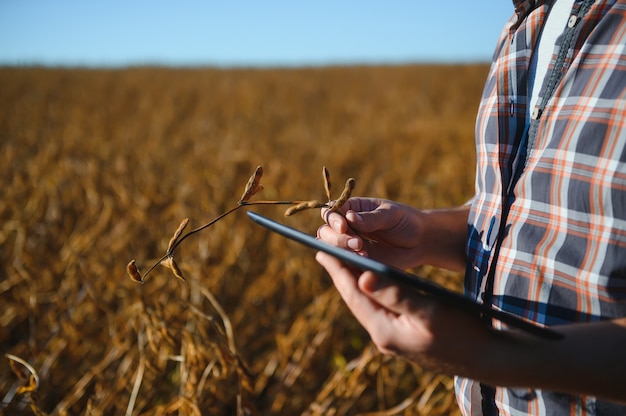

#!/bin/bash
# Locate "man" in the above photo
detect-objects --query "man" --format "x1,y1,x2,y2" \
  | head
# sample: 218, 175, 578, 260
316, 0, 626, 414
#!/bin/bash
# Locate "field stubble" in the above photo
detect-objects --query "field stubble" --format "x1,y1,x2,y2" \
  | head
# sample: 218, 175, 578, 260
1, 64, 486, 415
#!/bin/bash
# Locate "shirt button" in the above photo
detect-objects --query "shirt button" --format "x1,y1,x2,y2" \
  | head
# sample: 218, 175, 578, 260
568, 15, 578, 28
531, 107, 541, 119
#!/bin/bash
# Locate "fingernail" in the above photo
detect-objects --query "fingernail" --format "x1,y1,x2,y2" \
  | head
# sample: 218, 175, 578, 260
347, 238, 360, 250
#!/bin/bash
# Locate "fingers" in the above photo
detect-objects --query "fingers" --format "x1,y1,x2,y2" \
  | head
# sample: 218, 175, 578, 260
315, 251, 421, 319
320, 197, 371, 227
358, 272, 424, 318
317, 223, 363, 251
315, 251, 383, 327
321, 197, 391, 235
320, 197, 357, 218
345, 206, 391, 234
316, 251, 429, 354
318, 204, 363, 251
320, 209, 349, 233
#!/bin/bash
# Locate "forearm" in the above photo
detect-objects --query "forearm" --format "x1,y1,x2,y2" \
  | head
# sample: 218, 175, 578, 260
475, 317, 626, 403
417, 204, 470, 272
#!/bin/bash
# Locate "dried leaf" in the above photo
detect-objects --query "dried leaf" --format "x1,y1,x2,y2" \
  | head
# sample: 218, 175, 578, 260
161, 256, 185, 281
170, 258, 185, 281
160, 256, 173, 268
167, 217, 190, 253
127, 260, 143, 283
16, 375, 38, 395
239, 165, 264, 204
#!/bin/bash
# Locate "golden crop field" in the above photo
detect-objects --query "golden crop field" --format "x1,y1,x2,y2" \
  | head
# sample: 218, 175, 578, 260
1, 64, 487, 415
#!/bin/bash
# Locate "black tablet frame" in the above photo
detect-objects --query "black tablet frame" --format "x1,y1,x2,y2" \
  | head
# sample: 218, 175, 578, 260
247, 211, 563, 340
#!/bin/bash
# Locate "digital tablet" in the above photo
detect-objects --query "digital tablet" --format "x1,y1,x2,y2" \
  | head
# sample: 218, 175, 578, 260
247, 211, 563, 340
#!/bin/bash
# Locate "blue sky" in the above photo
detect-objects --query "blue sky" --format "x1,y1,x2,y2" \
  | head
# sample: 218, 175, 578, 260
0, 1, 515, 67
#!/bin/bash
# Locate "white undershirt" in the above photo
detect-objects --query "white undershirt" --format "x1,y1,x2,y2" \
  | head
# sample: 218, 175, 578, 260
528, 0, 576, 112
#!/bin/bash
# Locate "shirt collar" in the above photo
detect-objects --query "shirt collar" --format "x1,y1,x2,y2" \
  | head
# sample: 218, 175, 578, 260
508, 0, 551, 31
512, 0, 543, 20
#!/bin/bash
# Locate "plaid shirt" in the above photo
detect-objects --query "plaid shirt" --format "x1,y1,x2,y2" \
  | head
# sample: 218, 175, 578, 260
456, 0, 626, 414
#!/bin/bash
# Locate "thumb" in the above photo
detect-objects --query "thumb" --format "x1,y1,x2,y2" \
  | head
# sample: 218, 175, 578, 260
358, 272, 416, 316
345, 208, 392, 234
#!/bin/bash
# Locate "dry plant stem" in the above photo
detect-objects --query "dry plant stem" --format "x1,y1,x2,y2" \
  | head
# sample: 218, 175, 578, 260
138, 199, 329, 281
132, 166, 355, 283
139, 204, 246, 280
167, 205, 243, 255
125, 324, 146, 416
5, 354, 40, 391
199, 286, 236, 353
170, 200, 321, 255
5, 353, 44, 414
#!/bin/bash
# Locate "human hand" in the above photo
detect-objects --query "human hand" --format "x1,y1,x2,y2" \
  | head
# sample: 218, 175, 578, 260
318, 197, 426, 270
316, 198, 491, 374
314, 251, 495, 374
